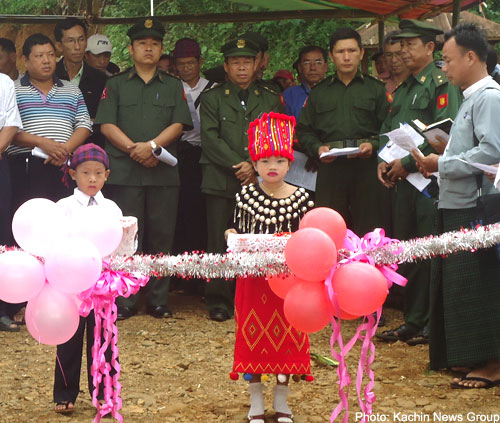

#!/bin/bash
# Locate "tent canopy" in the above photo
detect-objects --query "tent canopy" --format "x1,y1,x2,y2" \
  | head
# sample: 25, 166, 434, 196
0, 0, 481, 25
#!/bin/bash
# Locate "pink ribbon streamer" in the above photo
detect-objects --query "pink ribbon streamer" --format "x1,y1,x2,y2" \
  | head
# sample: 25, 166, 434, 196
325, 229, 406, 422
342, 228, 407, 289
78, 261, 149, 423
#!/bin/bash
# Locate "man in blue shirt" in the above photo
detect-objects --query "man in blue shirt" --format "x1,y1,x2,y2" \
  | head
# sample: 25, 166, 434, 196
283, 45, 328, 119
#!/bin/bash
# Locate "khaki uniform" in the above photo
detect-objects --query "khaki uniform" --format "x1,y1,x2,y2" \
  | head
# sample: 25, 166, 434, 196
297, 71, 390, 236
95, 67, 193, 311
200, 79, 284, 315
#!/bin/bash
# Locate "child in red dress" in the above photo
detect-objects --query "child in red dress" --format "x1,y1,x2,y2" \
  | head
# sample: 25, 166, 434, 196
225, 113, 314, 423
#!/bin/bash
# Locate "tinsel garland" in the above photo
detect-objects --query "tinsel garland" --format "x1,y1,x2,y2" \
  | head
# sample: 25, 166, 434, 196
2, 223, 499, 278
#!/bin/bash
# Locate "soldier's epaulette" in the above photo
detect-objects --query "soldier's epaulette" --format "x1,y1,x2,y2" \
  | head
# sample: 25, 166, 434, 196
109, 67, 131, 78
261, 84, 279, 95
365, 74, 386, 85
158, 69, 182, 81
201, 82, 221, 93
431, 67, 448, 87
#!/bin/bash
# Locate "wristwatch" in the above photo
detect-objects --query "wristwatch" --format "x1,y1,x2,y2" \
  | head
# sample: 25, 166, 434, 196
150, 140, 157, 150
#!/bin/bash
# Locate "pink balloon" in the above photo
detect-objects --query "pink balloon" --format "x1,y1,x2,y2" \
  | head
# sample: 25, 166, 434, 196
26, 284, 80, 345
0, 251, 45, 303
267, 274, 312, 299
299, 207, 347, 249
44, 238, 102, 294
284, 228, 337, 281
69, 206, 123, 257
12, 198, 67, 257
332, 262, 388, 316
283, 281, 330, 333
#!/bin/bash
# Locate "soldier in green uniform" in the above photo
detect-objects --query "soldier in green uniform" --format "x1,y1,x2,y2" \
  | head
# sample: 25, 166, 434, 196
376, 19, 461, 344
95, 17, 193, 320
200, 37, 284, 322
296, 27, 390, 237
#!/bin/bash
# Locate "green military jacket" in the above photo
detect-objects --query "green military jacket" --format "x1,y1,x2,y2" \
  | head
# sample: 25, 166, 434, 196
200, 80, 284, 198
296, 71, 389, 158
94, 67, 193, 186
379, 62, 461, 172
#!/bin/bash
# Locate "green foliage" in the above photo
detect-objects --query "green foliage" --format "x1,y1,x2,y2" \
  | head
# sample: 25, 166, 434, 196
99, 0, 359, 75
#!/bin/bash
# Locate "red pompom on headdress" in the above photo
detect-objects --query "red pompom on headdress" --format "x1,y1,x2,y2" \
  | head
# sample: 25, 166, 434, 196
247, 112, 296, 162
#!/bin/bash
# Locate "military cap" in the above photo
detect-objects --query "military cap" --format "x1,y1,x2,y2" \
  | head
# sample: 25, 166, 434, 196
221, 38, 259, 58
127, 17, 165, 42
395, 19, 443, 39
242, 31, 269, 52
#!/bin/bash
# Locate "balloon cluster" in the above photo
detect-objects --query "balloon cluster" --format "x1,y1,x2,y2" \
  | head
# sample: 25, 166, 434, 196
0, 198, 123, 345
267, 208, 389, 334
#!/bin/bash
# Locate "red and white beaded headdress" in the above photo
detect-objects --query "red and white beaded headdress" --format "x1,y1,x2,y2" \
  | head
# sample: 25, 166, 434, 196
248, 112, 296, 162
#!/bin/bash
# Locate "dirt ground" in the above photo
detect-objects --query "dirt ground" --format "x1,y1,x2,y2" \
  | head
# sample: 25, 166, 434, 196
1, 293, 499, 423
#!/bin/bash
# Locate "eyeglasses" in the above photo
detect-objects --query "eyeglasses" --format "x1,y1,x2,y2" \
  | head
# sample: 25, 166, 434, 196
384, 52, 404, 59
301, 59, 325, 67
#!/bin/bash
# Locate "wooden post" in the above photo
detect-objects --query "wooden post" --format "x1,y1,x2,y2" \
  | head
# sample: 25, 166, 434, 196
378, 19, 385, 51
452, 0, 460, 27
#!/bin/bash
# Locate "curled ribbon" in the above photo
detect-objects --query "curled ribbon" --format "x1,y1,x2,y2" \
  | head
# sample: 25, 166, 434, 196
78, 261, 149, 423
325, 228, 406, 422
342, 228, 407, 289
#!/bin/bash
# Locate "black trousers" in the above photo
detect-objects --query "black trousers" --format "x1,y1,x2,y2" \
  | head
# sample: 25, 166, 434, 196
53, 312, 113, 404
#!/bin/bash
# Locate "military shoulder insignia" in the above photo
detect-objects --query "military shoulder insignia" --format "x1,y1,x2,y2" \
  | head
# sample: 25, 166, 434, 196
261, 85, 278, 95
225, 88, 230, 95
437, 93, 448, 109
385, 91, 393, 104
280, 93, 285, 106
237, 39, 246, 49
254, 89, 260, 95
432, 68, 448, 87
145, 19, 153, 28
420, 75, 426, 83
100, 87, 107, 100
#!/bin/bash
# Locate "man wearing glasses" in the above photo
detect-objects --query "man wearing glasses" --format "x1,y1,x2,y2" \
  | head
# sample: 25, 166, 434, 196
283, 45, 328, 119
54, 17, 108, 148
382, 31, 410, 100
297, 28, 390, 237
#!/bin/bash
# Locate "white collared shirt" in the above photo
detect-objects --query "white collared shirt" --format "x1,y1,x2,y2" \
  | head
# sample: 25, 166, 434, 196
463, 75, 492, 99
0, 73, 22, 130
181, 77, 210, 145
56, 188, 123, 219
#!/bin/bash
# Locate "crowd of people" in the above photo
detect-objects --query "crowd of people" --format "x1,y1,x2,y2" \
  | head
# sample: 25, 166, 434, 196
1, 13, 500, 420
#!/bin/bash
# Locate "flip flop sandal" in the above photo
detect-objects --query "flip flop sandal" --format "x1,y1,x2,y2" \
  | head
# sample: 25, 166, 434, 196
55, 401, 74, 413
274, 412, 294, 423
0, 316, 20, 332
248, 415, 266, 423
376, 324, 419, 342
450, 375, 500, 390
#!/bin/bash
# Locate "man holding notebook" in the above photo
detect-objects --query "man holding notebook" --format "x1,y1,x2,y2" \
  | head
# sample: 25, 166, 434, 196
376, 19, 461, 345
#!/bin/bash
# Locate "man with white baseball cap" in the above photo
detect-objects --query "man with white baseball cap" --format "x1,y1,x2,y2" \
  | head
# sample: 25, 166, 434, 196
85, 34, 119, 76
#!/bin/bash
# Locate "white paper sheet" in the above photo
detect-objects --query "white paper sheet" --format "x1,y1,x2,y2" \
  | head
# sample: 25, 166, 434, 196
319, 146, 360, 158
284, 151, 317, 191
153, 146, 177, 166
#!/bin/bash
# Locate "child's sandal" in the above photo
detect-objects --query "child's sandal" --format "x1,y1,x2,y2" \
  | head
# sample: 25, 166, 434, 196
274, 412, 293, 423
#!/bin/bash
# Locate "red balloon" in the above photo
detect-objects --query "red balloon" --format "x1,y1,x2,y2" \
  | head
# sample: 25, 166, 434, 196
332, 262, 388, 316
299, 207, 347, 249
284, 228, 337, 281
283, 281, 330, 333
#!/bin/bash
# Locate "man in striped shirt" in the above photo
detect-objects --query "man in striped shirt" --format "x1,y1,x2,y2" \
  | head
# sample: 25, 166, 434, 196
8, 33, 91, 205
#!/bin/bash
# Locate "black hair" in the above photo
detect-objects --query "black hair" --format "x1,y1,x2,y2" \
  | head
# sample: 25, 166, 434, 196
159, 53, 173, 61
22, 33, 56, 58
444, 23, 488, 62
54, 17, 87, 42
0, 37, 16, 53
298, 45, 328, 63
486, 44, 498, 75
383, 30, 402, 47
329, 28, 362, 51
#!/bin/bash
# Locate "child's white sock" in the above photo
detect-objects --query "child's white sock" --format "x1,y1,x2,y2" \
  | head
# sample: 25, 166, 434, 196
273, 384, 292, 415
248, 382, 265, 418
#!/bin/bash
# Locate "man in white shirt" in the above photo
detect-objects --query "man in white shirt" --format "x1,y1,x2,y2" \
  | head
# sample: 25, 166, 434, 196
171, 38, 214, 294
0, 72, 22, 332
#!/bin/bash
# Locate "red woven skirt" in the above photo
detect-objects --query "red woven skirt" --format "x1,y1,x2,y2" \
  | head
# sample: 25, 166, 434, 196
233, 276, 311, 375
